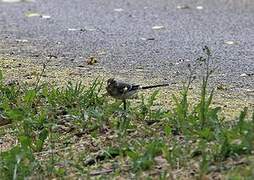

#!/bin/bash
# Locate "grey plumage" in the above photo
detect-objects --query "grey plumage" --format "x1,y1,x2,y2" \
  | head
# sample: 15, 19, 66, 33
106, 78, 169, 100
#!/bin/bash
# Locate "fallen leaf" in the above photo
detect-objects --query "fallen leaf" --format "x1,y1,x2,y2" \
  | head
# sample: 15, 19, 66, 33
2, 0, 35, 2
240, 73, 253, 77
0, 114, 11, 127
69, 27, 96, 32
2, 0, 21, 2
16, 39, 28, 43
152, 26, 165, 30
217, 84, 228, 91
240, 73, 248, 77
224, 40, 235, 45
86, 56, 98, 65
140, 37, 155, 41
97, 51, 106, 55
154, 156, 168, 166
87, 28, 96, 31
200, 175, 210, 180
244, 89, 254, 93
83, 27, 96, 31
114, 8, 124, 12
90, 169, 114, 176
196, 6, 204, 10
232, 139, 242, 145
25, 12, 40, 17
135, 67, 144, 72
77, 65, 85, 68
41, 15, 51, 19
68, 28, 79, 31
177, 5, 190, 9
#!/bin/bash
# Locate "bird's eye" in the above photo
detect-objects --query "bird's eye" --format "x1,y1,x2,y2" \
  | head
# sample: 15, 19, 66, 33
107, 78, 115, 85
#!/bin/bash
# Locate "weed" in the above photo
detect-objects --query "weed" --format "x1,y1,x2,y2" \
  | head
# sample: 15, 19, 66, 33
0, 145, 40, 179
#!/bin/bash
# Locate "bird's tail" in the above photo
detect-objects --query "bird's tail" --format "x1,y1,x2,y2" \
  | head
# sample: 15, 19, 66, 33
141, 83, 169, 90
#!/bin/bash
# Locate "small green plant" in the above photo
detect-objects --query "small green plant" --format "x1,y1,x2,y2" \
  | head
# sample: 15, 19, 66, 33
139, 90, 159, 119
162, 139, 188, 168
136, 90, 167, 125
215, 108, 254, 160
0, 145, 40, 179
128, 139, 165, 172
169, 46, 222, 138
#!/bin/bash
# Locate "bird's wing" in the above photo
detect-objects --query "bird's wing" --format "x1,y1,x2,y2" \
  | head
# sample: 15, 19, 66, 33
116, 81, 140, 94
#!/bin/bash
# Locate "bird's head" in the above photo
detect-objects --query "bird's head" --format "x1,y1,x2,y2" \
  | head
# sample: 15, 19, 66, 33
107, 78, 116, 86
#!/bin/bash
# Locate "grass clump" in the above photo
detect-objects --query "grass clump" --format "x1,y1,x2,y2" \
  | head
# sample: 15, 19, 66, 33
0, 47, 253, 179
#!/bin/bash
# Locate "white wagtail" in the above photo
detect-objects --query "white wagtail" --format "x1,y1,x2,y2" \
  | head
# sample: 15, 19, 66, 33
106, 78, 169, 104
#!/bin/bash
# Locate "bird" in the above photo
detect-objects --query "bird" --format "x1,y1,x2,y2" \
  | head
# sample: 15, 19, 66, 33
106, 78, 169, 110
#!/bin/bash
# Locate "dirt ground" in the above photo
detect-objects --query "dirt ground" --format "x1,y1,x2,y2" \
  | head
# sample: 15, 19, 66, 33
1, 56, 253, 119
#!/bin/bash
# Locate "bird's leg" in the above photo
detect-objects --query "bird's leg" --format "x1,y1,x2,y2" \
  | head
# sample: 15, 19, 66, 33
123, 99, 127, 123
119, 99, 127, 135
123, 99, 127, 111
